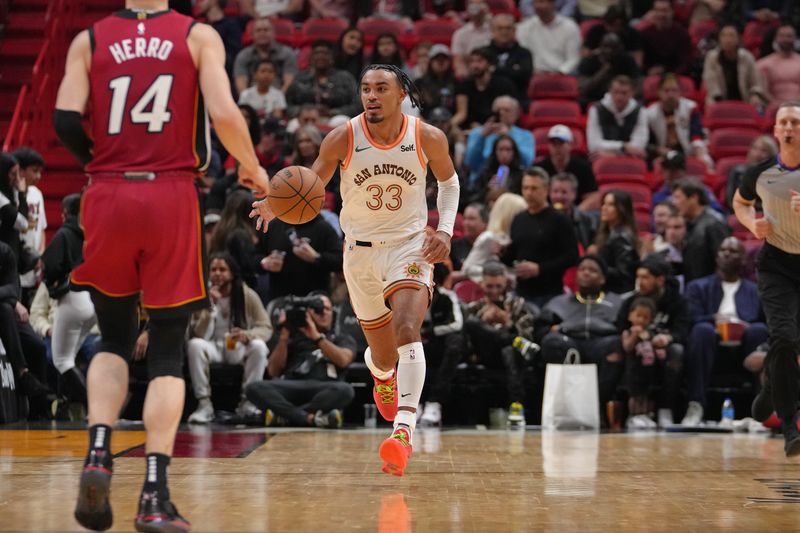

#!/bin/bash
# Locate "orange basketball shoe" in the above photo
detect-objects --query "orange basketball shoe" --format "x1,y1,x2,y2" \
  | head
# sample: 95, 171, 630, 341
379, 426, 413, 477
373, 374, 398, 422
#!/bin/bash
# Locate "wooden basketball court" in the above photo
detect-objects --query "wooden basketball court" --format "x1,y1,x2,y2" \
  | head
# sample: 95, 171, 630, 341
0, 425, 798, 531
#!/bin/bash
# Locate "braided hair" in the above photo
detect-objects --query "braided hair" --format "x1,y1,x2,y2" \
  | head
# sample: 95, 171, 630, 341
359, 64, 423, 110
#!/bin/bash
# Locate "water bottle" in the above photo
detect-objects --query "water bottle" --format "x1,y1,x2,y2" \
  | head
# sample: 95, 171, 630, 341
721, 397, 735, 427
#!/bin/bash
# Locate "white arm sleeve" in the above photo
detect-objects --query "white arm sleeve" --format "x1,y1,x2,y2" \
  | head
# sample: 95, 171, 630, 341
436, 173, 460, 237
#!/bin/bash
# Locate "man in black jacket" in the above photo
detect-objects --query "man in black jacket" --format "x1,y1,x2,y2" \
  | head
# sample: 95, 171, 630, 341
0, 240, 50, 418
485, 14, 533, 104
538, 255, 623, 416
616, 254, 689, 427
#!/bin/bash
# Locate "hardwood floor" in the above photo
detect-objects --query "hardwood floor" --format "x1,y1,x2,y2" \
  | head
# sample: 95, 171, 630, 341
0, 426, 798, 531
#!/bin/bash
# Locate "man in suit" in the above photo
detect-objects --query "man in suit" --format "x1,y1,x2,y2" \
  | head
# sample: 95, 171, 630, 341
682, 237, 767, 425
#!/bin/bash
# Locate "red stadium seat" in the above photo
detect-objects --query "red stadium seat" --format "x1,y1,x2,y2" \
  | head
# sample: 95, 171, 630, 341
524, 99, 584, 129
453, 280, 485, 303
689, 19, 717, 47
486, 0, 518, 16
357, 17, 412, 47
651, 155, 708, 180
715, 156, 747, 181
413, 18, 460, 45
704, 101, 761, 130
708, 128, 761, 160
528, 74, 579, 101
635, 211, 652, 234
592, 156, 647, 177
297, 45, 312, 70
300, 17, 348, 47
643, 74, 697, 104
742, 20, 779, 57
595, 173, 649, 188
579, 19, 601, 40
762, 101, 780, 132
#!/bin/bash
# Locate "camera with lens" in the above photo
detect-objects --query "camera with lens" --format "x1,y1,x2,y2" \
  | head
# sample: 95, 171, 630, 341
282, 295, 326, 330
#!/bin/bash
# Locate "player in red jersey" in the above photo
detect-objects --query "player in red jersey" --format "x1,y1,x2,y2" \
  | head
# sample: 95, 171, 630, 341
54, 1, 271, 531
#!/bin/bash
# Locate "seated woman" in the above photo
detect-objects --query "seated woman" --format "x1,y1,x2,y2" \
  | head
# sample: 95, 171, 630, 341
725, 134, 778, 209
453, 192, 527, 284
467, 134, 525, 206
588, 190, 640, 294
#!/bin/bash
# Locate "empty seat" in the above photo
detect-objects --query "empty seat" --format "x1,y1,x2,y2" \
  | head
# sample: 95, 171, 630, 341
412, 18, 460, 45
708, 128, 761, 160
525, 99, 584, 129
592, 156, 647, 177
357, 17, 412, 47
704, 101, 760, 130
528, 74, 579, 101
300, 17, 348, 46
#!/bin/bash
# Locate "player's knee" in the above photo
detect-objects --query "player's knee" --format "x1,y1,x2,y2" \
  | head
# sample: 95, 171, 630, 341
393, 320, 420, 344
147, 316, 189, 379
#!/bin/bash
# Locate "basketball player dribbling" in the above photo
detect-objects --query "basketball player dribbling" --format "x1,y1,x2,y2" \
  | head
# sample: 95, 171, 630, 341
54, 1, 269, 531
253, 65, 460, 476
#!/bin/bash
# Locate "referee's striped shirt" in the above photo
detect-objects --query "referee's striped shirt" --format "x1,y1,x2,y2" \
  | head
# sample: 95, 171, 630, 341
739, 157, 800, 254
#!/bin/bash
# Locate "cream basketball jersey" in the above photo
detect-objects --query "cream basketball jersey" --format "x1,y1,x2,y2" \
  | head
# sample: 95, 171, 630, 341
339, 113, 428, 242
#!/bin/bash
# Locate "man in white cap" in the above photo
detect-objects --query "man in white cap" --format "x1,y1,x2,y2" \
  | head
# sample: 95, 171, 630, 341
537, 124, 599, 210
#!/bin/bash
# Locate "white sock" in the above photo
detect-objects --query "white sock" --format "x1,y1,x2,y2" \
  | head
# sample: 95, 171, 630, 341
365, 347, 394, 381
395, 342, 425, 432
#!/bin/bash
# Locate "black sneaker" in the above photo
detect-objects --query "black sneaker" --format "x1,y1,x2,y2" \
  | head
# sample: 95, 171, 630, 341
751, 379, 774, 422
134, 491, 191, 533
74, 449, 114, 531
783, 413, 800, 458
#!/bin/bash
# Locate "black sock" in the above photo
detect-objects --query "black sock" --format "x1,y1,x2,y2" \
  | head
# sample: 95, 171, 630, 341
85, 424, 113, 467
142, 453, 171, 499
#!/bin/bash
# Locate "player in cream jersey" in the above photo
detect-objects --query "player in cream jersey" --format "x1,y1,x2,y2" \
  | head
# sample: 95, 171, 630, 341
253, 65, 459, 476
339, 112, 428, 242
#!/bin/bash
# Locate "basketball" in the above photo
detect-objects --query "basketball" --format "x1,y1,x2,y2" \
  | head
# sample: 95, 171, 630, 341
266, 166, 325, 225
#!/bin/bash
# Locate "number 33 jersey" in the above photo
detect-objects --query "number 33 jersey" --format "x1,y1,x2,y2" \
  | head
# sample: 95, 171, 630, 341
339, 113, 429, 242
87, 9, 210, 174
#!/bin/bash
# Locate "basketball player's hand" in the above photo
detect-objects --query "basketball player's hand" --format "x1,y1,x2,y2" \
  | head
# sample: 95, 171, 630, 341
422, 227, 451, 264
250, 199, 276, 233
239, 166, 270, 198
751, 217, 772, 239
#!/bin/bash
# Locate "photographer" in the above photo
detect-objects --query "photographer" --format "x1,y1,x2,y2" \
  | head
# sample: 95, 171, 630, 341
246, 292, 355, 428
257, 215, 343, 300
187, 252, 271, 423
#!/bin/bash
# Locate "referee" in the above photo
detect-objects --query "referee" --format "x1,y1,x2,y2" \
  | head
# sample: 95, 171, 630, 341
733, 101, 800, 457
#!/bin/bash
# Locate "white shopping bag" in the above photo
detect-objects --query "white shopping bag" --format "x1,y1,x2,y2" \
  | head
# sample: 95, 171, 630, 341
541, 349, 600, 430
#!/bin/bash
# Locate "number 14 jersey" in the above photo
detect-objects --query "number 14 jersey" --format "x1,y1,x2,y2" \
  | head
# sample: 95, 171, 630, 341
339, 113, 429, 242
87, 9, 210, 174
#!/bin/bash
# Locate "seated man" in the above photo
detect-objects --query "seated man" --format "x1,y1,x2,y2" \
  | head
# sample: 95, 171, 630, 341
419, 264, 467, 426
246, 292, 355, 428
187, 253, 271, 423
616, 254, 688, 426
0, 241, 51, 419
538, 255, 622, 416
586, 75, 648, 159
463, 261, 537, 426
683, 237, 767, 425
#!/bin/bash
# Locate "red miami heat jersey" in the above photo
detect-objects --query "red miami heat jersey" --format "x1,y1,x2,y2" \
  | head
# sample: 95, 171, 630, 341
86, 9, 210, 174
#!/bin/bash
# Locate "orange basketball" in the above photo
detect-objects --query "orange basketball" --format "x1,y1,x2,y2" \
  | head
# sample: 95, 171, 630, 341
266, 166, 325, 225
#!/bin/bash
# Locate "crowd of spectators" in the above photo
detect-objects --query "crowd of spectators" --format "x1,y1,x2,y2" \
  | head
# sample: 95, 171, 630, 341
3, 0, 800, 428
